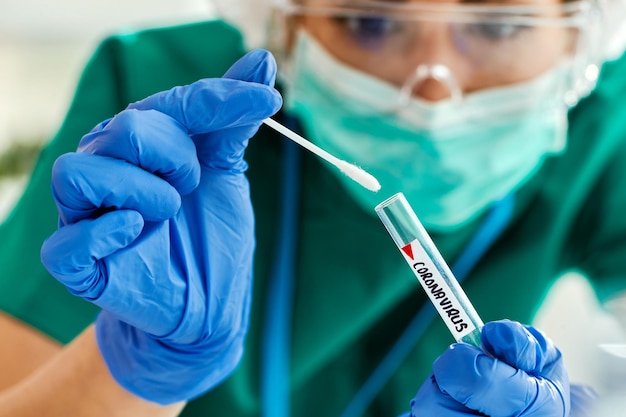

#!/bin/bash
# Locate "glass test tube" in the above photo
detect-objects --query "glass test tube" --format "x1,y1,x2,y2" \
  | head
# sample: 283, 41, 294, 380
375, 192, 483, 347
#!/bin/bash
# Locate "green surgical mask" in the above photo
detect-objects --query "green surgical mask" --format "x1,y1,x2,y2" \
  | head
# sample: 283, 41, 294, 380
284, 30, 568, 232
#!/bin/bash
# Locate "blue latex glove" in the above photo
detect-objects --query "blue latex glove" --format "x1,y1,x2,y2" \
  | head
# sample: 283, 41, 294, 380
410, 320, 596, 416
40, 49, 282, 404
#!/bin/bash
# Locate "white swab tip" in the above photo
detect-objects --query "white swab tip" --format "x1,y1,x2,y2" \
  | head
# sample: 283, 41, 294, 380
262, 118, 381, 192
336, 160, 381, 192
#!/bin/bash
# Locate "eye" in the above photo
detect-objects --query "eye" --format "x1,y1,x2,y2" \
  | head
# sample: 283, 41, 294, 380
465, 22, 528, 41
334, 16, 401, 49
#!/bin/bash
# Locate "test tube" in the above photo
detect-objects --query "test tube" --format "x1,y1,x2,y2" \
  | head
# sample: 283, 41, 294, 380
375, 192, 483, 347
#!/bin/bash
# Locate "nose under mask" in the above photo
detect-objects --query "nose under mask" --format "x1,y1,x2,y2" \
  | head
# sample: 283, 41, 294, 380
397, 64, 463, 107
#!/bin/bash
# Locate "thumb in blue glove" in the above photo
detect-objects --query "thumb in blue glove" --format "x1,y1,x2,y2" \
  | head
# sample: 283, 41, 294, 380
411, 319, 577, 416
41, 49, 282, 404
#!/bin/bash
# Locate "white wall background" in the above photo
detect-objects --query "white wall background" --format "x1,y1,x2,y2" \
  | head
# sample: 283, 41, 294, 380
0, 0, 215, 151
0, 0, 215, 216
1, 1, 626, 412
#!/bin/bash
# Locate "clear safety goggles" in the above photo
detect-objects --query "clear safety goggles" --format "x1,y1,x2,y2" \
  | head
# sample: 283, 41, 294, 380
269, 0, 603, 106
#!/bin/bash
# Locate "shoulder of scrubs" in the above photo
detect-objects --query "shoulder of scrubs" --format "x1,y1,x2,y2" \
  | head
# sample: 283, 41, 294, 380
0, 19, 247, 344
563, 50, 626, 302
478, 49, 626, 313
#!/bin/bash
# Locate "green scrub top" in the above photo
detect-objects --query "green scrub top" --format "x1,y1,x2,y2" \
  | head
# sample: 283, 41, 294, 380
2, 19, 626, 417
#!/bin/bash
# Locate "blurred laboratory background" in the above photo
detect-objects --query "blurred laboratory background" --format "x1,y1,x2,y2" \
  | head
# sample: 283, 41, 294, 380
0, 0, 215, 217
1, 0, 625, 410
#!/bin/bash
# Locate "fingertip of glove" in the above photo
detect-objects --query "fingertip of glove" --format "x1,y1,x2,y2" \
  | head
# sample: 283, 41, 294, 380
223, 49, 278, 87
40, 235, 56, 273
144, 194, 181, 223
116, 209, 145, 238
268, 88, 284, 114
433, 343, 482, 376
431, 344, 488, 404
482, 320, 545, 372
220, 81, 283, 125
51, 152, 81, 182
482, 320, 524, 351
39, 210, 145, 286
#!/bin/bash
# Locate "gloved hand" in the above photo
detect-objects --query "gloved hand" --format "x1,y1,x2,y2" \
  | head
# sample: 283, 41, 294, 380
410, 320, 597, 416
40, 49, 282, 404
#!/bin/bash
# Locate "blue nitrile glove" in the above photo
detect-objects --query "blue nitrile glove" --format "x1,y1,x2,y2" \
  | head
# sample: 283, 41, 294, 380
410, 320, 596, 416
40, 49, 282, 404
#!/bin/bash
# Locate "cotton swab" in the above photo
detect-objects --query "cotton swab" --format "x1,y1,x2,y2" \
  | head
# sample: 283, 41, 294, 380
263, 118, 381, 192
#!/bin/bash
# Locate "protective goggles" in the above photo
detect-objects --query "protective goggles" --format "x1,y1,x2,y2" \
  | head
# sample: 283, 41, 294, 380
269, 0, 602, 105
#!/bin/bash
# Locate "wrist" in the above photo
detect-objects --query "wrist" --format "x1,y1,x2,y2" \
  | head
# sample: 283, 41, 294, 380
0, 324, 186, 417
95, 311, 246, 404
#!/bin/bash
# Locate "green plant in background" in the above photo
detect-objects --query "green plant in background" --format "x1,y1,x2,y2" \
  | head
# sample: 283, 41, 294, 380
0, 140, 44, 179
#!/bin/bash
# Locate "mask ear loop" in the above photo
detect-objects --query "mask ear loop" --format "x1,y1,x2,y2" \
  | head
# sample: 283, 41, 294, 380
395, 64, 464, 110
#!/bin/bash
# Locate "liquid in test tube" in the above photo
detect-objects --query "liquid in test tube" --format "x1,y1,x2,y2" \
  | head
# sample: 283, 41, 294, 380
375, 192, 483, 347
